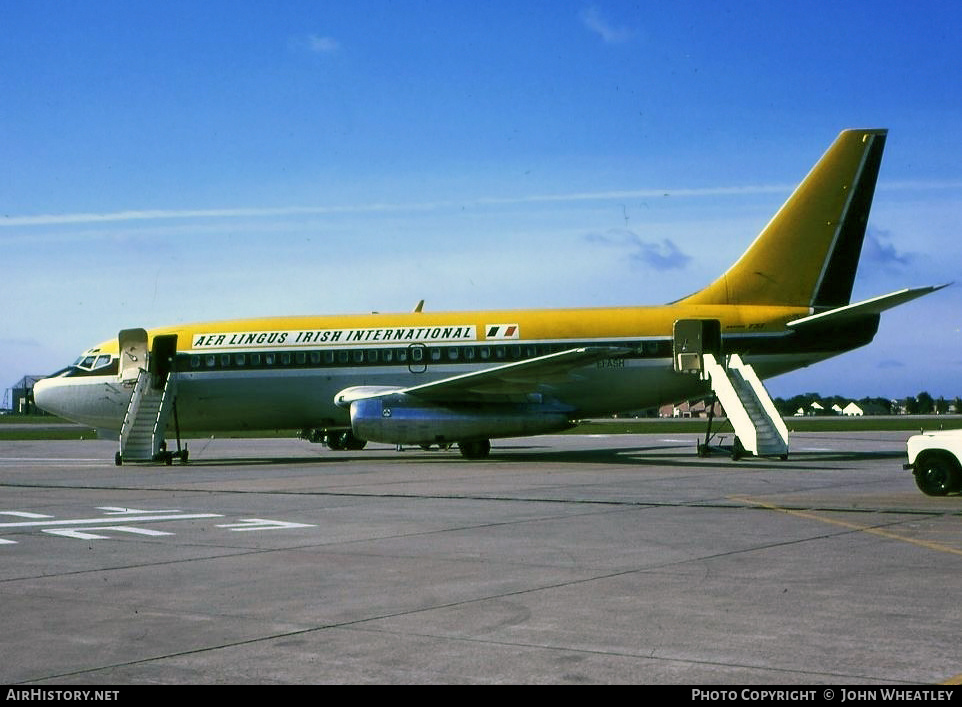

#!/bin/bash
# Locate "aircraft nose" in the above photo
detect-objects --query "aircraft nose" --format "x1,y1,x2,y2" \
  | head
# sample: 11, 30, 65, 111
32, 377, 64, 417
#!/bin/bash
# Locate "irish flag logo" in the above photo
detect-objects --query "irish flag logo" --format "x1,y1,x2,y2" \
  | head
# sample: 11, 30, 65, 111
485, 324, 520, 340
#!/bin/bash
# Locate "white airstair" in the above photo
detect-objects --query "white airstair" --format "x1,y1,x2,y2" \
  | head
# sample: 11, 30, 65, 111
701, 353, 789, 459
117, 369, 180, 465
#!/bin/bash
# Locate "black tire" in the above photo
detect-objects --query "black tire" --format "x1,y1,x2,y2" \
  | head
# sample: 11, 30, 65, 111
326, 430, 367, 451
914, 453, 961, 496
459, 439, 491, 459
343, 431, 367, 450
325, 431, 347, 450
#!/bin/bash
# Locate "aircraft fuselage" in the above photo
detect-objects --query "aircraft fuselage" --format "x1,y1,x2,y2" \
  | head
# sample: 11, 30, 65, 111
34, 302, 878, 435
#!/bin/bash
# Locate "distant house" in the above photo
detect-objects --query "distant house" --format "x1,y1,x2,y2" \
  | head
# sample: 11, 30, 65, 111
842, 402, 865, 416
660, 399, 724, 418
837, 401, 889, 416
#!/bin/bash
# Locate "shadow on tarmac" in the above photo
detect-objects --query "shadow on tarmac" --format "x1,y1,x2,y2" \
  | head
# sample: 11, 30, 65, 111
169, 443, 907, 471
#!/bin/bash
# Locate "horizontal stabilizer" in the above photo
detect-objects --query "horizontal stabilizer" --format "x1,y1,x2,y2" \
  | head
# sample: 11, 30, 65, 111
787, 285, 948, 329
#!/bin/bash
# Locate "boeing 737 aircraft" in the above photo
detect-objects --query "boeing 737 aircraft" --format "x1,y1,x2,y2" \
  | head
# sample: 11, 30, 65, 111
34, 129, 941, 463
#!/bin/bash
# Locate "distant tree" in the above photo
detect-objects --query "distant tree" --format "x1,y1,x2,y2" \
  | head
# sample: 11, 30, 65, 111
858, 397, 892, 415
936, 396, 950, 415
917, 391, 934, 415
954, 397, 962, 414
904, 396, 919, 415
781, 394, 814, 416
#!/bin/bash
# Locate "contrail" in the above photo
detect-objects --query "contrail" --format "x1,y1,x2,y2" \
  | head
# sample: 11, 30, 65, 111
3, 180, 956, 228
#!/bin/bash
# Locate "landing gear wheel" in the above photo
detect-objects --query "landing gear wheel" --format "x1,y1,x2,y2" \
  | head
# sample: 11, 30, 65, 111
914, 455, 960, 496
115, 451, 122, 466
458, 439, 491, 459
325, 432, 346, 450
326, 431, 367, 451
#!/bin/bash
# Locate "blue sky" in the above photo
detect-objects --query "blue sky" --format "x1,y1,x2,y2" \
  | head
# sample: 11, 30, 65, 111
2, 0, 961, 402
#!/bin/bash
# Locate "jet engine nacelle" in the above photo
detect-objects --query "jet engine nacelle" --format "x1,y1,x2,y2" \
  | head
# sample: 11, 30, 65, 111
348, 394, 573, 446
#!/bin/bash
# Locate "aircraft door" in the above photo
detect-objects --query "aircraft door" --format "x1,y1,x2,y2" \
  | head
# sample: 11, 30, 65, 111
673, 319, 721, 373
118, 328, 148, 382
407, 343, 427, 374
150, 334, 179, 389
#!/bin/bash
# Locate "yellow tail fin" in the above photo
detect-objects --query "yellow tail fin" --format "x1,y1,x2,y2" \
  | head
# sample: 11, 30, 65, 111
680, 129, 887, 309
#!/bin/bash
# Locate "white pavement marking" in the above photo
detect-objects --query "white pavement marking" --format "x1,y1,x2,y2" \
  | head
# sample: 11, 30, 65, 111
217, 518, 316, 532
43, 527, 175, 540
0, 513, 223, 529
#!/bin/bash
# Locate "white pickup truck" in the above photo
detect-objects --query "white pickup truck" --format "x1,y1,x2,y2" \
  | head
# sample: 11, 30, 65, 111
904, 430, 962, 496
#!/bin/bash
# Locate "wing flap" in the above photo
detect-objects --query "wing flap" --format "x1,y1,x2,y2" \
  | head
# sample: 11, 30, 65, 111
405, 346, 632, 402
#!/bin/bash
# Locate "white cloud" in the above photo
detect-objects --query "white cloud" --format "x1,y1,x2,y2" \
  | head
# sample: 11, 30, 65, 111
288, 34, 340, 55
580, 6, 632, 44
584, 230, 692, 271
308, 34, 339, 54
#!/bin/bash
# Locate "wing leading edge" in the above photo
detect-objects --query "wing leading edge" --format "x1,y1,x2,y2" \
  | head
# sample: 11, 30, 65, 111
335, 345, 632, 407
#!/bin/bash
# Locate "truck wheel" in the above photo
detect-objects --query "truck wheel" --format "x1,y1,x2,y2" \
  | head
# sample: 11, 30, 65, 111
914, 454, 960, 496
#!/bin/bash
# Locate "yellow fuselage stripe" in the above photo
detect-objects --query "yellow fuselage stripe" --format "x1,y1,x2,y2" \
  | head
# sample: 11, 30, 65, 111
87, 303, 810, 355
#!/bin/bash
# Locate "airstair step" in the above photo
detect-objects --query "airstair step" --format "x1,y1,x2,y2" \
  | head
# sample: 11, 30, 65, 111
702, 353, 788, 459
119, 369, 178, 463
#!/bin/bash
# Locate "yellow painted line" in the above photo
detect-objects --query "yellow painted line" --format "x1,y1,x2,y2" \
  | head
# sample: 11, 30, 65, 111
729, 496, 962, 558
731, 496, 962, 685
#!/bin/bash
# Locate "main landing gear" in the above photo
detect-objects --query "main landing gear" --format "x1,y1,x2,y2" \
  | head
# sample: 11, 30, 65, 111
325, 430, 367, 451
299, 427, 492, 459
458, 439, 491, 459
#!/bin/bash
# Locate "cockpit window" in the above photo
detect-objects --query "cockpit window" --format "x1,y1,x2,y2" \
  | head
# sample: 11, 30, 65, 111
66, 353, 119, 376
75, 354, 113, 370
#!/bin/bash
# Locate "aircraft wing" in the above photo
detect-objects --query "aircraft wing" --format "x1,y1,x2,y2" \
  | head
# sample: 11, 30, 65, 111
335, 346, 632, 406
787, 285, 948, 329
